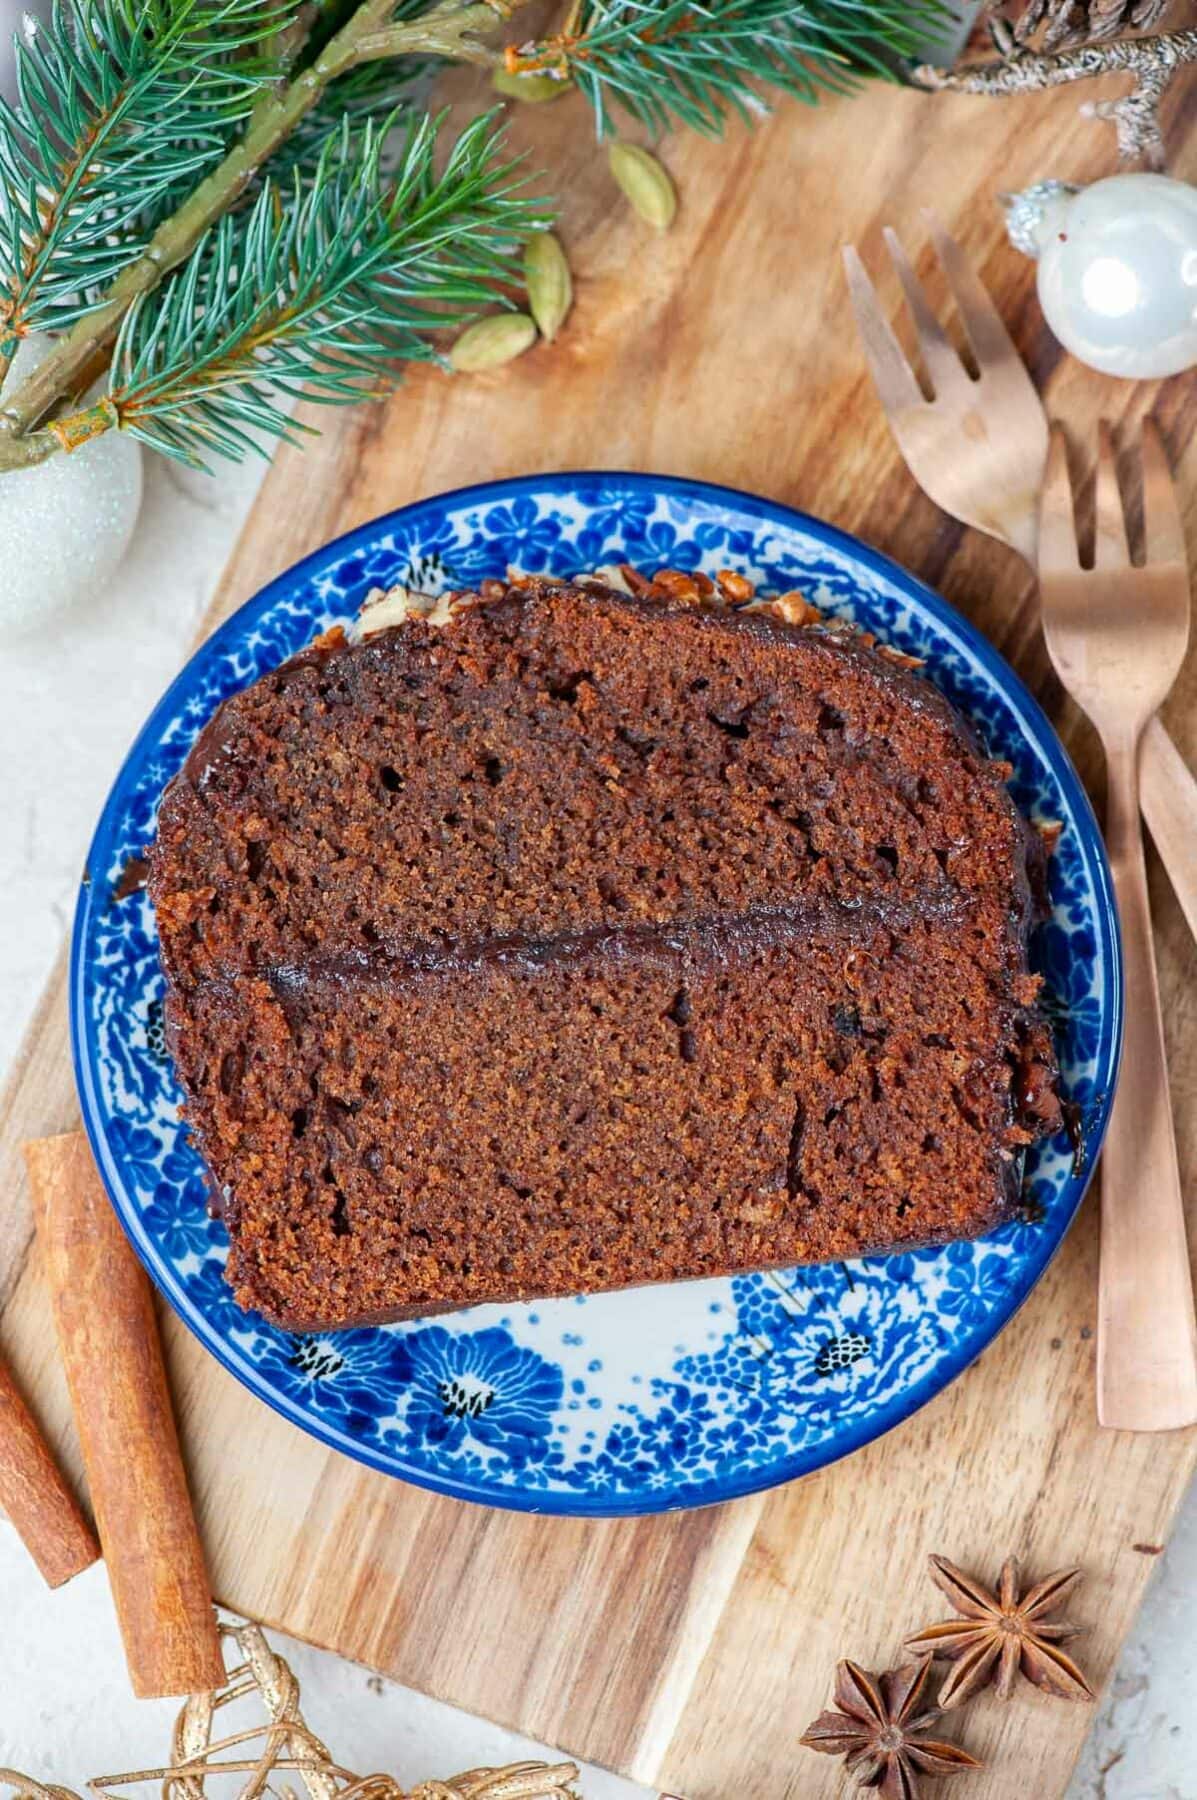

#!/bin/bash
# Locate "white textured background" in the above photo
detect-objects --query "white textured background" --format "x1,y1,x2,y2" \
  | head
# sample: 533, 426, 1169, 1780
0, 392, 1194, 1798
0, 1528, 644, 1795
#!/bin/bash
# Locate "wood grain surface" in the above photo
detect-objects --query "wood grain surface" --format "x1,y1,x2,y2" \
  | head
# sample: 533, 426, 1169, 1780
4, 60, 1197, 1799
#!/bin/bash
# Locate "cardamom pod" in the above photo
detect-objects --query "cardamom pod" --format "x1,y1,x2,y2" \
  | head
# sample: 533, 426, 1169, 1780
492, 67, 572, 103
524, 233, 572, 342
449, 314, 538, 374
608, 142, 677, 232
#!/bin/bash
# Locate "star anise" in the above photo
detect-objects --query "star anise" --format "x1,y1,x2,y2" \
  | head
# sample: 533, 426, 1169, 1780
905, 1555, 1095, 1708
799, 1655, 981, 1798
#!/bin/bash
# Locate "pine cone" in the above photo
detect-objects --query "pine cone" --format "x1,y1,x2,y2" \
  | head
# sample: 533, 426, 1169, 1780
990, 0, 1176, 51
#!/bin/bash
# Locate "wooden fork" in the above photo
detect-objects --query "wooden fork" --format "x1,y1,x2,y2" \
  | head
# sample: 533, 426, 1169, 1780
844, 218, 1197, 949
1039, 422, 1197, 1431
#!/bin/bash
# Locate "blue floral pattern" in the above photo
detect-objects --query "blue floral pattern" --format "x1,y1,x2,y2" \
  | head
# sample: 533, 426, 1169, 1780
385, 1326, 564, 1466
70, 474, 1121, 1516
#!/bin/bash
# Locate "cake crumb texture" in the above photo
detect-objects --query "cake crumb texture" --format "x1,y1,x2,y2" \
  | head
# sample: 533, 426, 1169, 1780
149, 577, 1061, 1328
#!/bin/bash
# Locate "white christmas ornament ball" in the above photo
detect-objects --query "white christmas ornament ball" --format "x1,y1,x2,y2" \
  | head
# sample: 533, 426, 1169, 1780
1005, 173, 1197, 380
0, 333, 142, 634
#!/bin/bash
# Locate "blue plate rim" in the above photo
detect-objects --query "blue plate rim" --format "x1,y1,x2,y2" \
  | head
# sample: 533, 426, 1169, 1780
70, 470, 1122, 1517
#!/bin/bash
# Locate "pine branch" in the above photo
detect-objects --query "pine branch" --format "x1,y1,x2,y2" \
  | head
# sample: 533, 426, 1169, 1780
0, 0, 305, 350
0, 0, 519, 461
241, 0, 505, 174
249, 0, 461, 171
354, 0, 515, 66
264, 54, 432, 179
507, 0, 955, 136
80, 111, 537, 467
0, 0, 956, 478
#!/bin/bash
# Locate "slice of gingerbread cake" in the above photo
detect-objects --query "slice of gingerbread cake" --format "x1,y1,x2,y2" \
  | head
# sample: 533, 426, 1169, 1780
149, 570, 1060, 1329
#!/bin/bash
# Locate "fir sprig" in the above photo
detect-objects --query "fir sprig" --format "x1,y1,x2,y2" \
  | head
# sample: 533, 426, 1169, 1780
0, 0, 304, 348
510, 0, 953, 136
0, 0, 520, 463
0, 0, 954, 477
267, 52, 434, 180
105, 110, 537, 467
249, 0, 439, 180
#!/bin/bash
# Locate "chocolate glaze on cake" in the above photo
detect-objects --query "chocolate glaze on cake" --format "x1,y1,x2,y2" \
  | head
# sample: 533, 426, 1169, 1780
149, 574, 1061, 1330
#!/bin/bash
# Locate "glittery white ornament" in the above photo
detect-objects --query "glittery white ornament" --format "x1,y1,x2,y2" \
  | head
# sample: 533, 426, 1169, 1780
1003, 174, 1197, 381
0, 333, 142, 634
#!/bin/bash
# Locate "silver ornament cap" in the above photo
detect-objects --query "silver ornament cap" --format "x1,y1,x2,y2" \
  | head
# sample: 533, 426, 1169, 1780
999, 181, 1080, 258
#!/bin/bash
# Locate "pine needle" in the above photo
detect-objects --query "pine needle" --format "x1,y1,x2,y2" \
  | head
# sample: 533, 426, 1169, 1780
0, 0, 304, 344
0, 0, 957, 470
515, 0, 955, 136
106, 110, 542, 467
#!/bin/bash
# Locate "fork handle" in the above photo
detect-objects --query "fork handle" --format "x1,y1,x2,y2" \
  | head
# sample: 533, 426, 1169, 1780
1141, 716, 1197, 948
1097, 737, 1197, 1431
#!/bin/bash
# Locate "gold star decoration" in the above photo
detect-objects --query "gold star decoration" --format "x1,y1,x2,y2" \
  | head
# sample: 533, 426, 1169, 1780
799, 1654, 982, 1798
904, 1554, 1095, 1708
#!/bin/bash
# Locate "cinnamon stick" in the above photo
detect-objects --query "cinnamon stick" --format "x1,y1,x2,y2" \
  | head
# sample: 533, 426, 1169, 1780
0, 1344, 98, 1586
24, 1131, 225, 1697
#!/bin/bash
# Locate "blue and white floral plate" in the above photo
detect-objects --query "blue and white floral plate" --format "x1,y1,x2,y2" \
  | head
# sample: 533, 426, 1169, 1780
71, 474, 1121, 1517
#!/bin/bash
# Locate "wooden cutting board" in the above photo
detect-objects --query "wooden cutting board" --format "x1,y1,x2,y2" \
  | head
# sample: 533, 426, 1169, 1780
5, 55, 1197, 1800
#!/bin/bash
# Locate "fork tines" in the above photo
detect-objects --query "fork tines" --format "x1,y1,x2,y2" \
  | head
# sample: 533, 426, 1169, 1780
1041, 419, 1187, 573
844, 213, 1028, 407
843, 243, 924, 414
